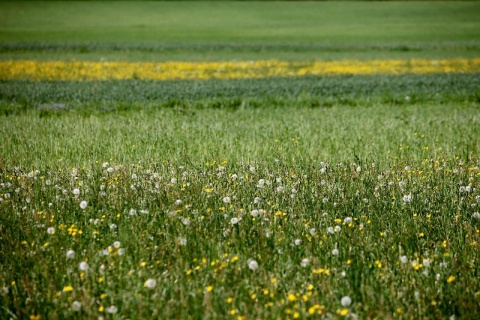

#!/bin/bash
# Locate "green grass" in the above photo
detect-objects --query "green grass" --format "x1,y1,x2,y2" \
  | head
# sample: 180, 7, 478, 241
1, 100, 480, 319
1, 1, 480, 61
2, 74, 479, 116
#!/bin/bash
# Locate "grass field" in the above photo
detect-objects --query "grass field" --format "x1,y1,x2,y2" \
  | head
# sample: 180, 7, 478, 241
1, 1, 480, 319
1, 1, 480, 61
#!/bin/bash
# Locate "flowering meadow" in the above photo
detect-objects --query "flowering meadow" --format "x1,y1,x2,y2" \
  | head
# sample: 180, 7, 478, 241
2, 1, 480, 319
1, 97, 480, 319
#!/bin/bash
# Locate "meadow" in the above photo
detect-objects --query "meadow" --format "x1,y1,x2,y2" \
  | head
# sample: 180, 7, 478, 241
1, 1, 480, 319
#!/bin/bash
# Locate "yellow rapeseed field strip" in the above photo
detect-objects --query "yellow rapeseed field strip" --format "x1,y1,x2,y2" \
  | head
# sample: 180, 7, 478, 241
1, 59, 479, 81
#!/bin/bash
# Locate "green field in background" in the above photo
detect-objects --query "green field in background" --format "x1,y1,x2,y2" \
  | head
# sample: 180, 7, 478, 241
1, 1, 480, 61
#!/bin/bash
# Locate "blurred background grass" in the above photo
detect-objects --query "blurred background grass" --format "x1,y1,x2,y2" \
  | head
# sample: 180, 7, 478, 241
1, 1, 479, 61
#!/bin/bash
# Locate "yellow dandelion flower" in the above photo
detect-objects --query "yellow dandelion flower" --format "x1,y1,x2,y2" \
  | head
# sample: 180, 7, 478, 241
63, 285, 74, 292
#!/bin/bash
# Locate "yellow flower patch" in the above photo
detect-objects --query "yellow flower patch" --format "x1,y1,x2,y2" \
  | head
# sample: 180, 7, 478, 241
1, 59, 479, 81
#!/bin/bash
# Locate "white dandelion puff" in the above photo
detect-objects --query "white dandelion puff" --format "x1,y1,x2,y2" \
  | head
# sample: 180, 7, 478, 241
403, 193, 412, 203
47, 227, 55, 235
400, 255, 408, 264
223, 196, 231, 204
79, 201, 88, 209
79, 261, 89, 271
341, 296, 352, 307
105, 305, 118, 314
178, 237, 187, 246
71, 301, 82, 311
144, 278, 157, 289
66, 249, 75, 259
301, 258, 309, 267
230, 217, 239, 225
247, 259, 259, 271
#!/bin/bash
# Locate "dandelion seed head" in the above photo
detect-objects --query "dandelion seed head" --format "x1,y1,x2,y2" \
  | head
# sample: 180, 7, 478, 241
66, 249, 75, 259
105, 305, 118, 314
79, 201, 88, 209
301, 258, 309, 267
144, 278, 157, 289
47, 227, 55, 235
79, 261, 89, 271
178, 237, 187, 246
71, 301, 82, 311
247, 259, 259, 271
341, 296, 352, 307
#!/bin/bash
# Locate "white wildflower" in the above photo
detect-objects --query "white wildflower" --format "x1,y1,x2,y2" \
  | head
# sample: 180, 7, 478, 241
71, 301, 82, 312
423, 258, 430, 268
144, 278, 157, 289
178, 237, 187, 246
66, 249, 75, 259
79, 261, 89, 272
402, 194, 412, 203
105, 305, 118, 314
301, 258, 309, 267
341, 296, 352, 307
247, 259, 259, 271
